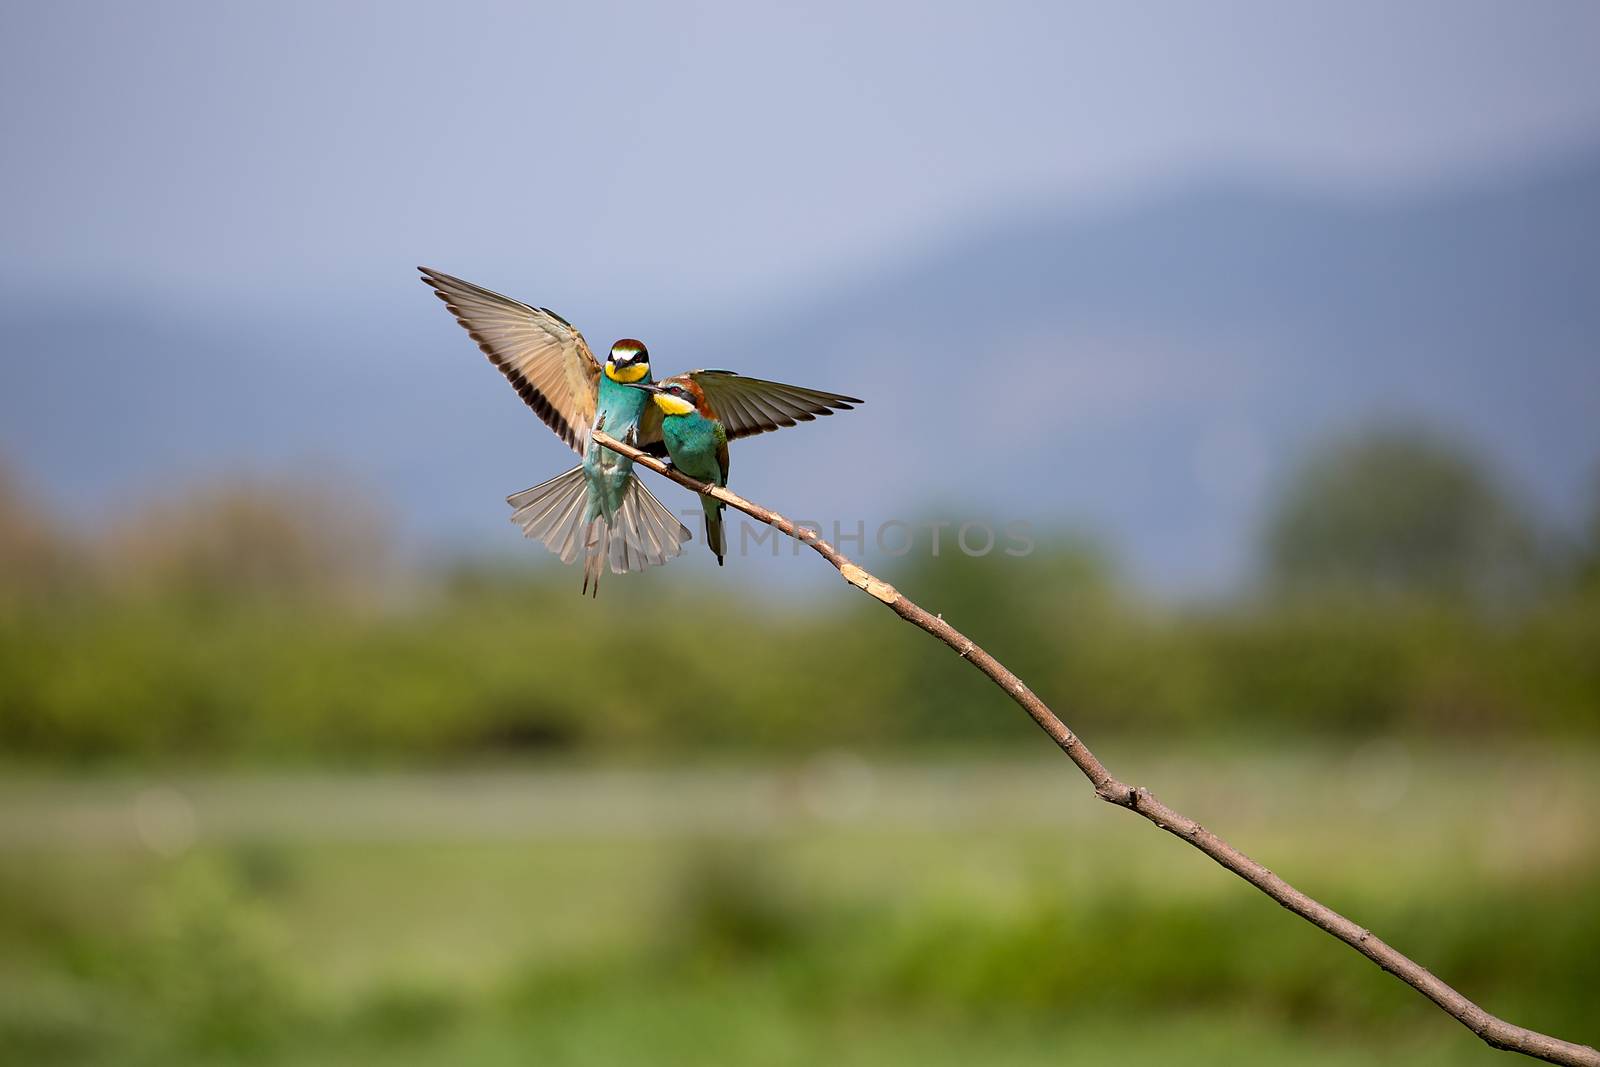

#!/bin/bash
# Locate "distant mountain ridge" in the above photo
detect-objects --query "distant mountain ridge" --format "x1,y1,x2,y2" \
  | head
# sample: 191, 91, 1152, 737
3, 145, 1598, 592
691, 145, 1600, 588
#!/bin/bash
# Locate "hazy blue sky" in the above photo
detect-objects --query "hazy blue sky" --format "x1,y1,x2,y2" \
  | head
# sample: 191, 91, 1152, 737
3, 1, 1600, 594
4, 1, 1600, 316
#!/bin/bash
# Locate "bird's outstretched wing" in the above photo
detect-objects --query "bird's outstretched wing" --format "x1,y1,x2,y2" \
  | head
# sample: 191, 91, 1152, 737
679, 370, 862, 441
419, 267, 602, 453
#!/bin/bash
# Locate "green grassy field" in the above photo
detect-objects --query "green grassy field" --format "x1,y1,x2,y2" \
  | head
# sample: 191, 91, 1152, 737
1, 744, 1596, 1066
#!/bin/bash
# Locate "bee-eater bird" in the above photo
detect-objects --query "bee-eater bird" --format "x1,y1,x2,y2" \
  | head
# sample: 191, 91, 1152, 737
628, 377, 732, 564
419, 267, 862, 587
629, 371, 860, 566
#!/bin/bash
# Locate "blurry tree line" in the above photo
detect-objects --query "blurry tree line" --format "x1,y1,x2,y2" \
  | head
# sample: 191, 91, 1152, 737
1, 423, 1597, 763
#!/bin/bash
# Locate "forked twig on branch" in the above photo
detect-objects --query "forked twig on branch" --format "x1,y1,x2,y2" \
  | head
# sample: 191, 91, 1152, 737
594, 429, 1598, 1067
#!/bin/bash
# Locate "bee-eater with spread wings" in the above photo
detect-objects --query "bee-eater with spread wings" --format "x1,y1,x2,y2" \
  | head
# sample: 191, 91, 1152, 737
419, 268, 862, 590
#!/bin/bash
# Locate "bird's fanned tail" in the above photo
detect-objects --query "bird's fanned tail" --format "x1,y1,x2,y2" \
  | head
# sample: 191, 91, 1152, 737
507, 466, 692, 595
611, 470, 695, 576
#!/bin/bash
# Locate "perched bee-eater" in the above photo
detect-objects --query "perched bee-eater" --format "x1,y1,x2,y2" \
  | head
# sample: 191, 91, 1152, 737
630, 370, 862, 565
419, 267, 861, 588
629, 377, 732, 564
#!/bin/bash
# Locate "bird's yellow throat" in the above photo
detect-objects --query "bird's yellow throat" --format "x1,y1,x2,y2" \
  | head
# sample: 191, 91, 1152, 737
605, 361, 650, 384
651, 393, 696, 417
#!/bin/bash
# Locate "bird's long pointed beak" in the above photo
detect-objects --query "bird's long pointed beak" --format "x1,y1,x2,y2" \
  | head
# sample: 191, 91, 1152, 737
625, 382, 664, 394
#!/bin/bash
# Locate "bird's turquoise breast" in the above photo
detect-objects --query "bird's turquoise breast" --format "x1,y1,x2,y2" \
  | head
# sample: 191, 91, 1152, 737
582, 373, 651, 523
595, 374, 649, 435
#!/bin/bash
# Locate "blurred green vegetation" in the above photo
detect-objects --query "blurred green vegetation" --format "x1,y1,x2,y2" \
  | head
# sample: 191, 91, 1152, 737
2, 425, 1596, 763
0, 751, 1595, 1066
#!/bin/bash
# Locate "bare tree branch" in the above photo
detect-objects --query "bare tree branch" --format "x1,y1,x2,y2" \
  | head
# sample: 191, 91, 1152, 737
594, 429, 1599, 1067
